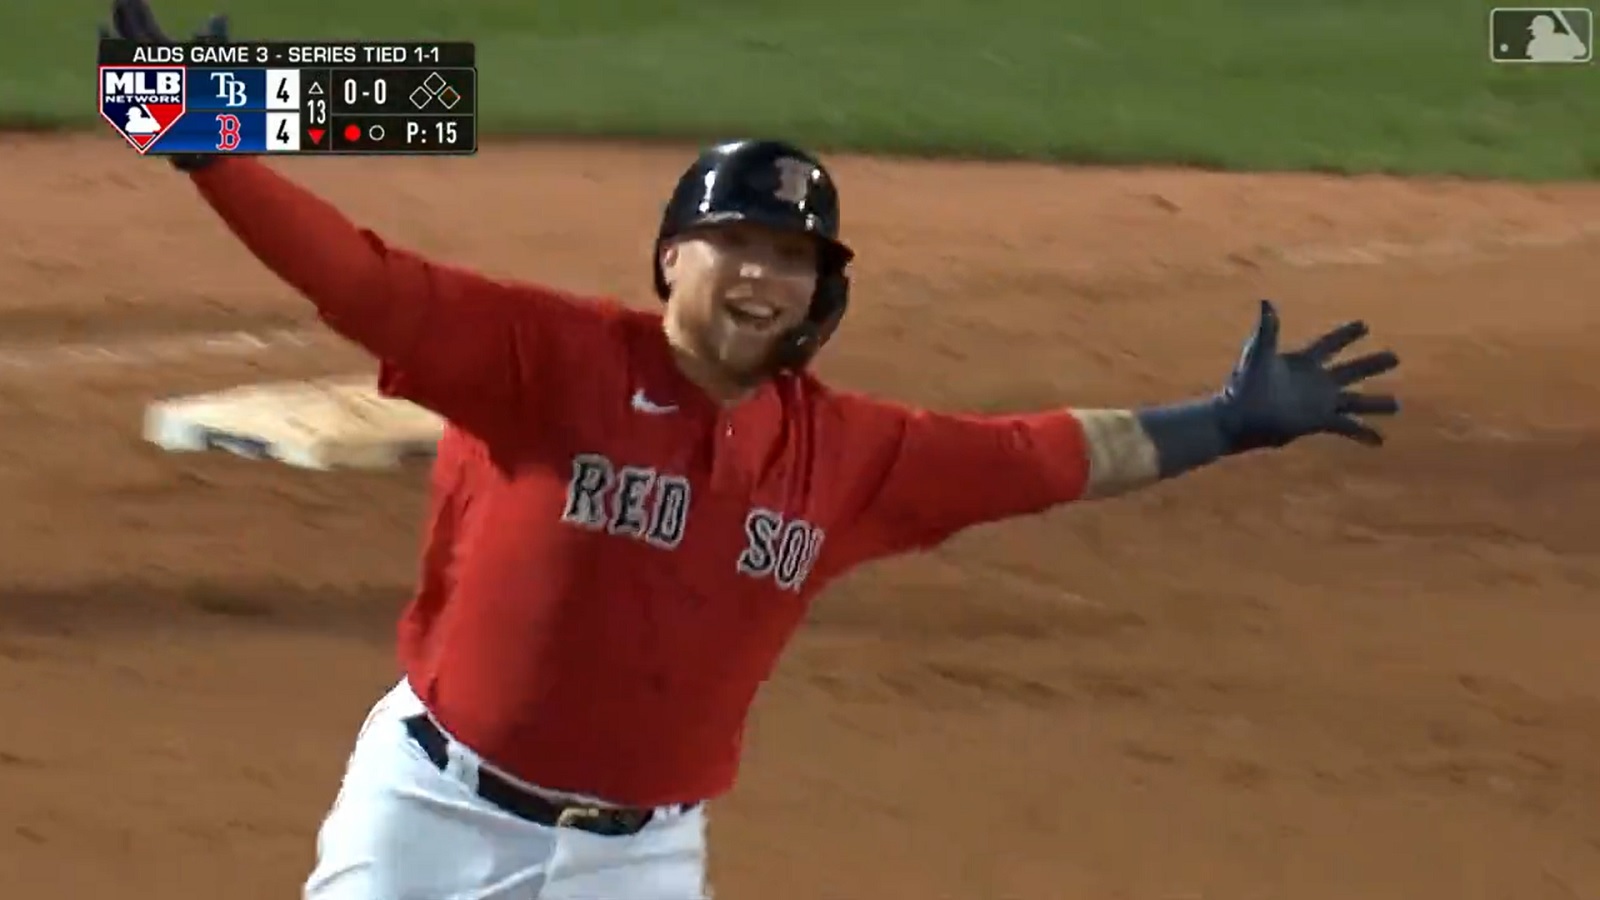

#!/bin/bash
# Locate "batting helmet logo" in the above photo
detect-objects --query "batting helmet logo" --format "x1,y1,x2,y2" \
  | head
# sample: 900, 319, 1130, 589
771, 157, 815, 206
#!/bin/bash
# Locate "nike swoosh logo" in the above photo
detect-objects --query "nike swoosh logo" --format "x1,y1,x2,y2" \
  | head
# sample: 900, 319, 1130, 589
630, 389, 678, 415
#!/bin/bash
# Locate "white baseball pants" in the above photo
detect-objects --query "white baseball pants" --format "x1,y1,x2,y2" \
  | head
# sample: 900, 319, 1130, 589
303, 679, 711, 900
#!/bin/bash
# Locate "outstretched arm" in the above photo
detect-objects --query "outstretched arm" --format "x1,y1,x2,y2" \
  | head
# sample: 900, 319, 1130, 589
834, 301, 1400, 565
188, 158, 599, 432
830, 405, 1166, 563
103, 0, 596, 434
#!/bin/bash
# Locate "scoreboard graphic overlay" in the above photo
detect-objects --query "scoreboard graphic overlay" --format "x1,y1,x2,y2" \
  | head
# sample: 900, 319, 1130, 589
98, 41, 477, 156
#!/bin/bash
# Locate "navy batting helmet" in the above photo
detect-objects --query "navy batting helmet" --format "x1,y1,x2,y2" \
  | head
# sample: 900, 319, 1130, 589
653, 139, 854, 370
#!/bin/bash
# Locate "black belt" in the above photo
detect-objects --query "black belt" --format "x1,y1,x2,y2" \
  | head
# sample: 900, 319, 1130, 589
403, 714, 680, 837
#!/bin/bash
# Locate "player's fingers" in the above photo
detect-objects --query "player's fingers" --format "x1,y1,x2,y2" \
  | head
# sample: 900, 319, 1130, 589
1327, 350, 1399, 386
118, 0, 167, 43
1233, 299, 1280, 381
1336, 391, 1398, 416
1326, 415, 1384, 447
110, 0, 136, 39
1253, 299, 1281, 356
127, 0, 155, 34
199, 13, 229, 41
112, 0, 143, 41
1299, 320, 1367, 363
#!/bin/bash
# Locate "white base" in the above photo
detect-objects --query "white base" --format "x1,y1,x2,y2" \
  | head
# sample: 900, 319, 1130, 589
144, 375, 445, 470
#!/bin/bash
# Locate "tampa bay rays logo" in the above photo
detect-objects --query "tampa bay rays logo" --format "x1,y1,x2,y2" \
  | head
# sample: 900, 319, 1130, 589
99, 65, 187, 153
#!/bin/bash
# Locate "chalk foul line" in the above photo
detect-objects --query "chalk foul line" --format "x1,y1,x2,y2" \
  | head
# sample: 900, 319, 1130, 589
0, 327, 337, 376
1268, 222, 1600, 268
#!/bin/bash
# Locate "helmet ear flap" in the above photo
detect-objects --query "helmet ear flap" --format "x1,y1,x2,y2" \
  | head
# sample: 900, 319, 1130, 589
771, 264, 849, 371
809, 268, 849, 342
652, 237, 674, 300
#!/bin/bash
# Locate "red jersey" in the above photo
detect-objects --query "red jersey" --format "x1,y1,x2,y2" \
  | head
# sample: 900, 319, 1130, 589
191, 159, 1096, 806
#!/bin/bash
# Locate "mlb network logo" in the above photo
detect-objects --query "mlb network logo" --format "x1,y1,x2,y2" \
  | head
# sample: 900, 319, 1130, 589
99, 66, 187, 153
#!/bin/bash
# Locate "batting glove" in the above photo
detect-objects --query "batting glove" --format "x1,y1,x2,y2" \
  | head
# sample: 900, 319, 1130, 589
99, 0, 230, 173
1137, 300, 1401, 478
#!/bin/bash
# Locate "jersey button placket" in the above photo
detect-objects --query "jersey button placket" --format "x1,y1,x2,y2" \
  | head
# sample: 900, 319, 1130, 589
709, 414, 740, 492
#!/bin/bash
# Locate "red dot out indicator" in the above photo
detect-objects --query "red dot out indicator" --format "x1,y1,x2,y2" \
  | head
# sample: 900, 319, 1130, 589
342, 123, 362, 142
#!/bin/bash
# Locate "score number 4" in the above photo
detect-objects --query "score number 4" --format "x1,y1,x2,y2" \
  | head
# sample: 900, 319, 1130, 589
406, 120, 459, 145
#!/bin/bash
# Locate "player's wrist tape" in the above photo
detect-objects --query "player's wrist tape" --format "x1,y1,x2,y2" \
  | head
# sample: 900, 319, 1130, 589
1134, 398, 1232, 478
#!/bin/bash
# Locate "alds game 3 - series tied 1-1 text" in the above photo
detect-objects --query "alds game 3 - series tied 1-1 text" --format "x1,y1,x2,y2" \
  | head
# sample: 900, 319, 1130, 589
97, 39, 478, 156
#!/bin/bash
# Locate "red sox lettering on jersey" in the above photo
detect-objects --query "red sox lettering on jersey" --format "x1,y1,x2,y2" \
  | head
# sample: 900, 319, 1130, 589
560, 452, 692, 550
561, 451, 825, 591
735, 507, 824, 592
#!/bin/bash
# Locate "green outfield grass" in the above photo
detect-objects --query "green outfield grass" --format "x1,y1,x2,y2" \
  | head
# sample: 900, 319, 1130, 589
4, 0, 1596, 178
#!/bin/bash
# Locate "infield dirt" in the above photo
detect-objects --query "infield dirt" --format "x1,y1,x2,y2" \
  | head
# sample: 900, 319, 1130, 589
2, 133, 1599, 899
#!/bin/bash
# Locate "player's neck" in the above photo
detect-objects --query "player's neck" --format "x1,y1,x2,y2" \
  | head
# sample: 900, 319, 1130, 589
662, 316, 758, 407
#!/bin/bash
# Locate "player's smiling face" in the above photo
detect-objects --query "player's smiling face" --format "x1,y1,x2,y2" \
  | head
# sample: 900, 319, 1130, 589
661, 222, 818, 383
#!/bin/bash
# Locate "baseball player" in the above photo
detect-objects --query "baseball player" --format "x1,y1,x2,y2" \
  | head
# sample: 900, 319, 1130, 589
107, 3, 1401, 897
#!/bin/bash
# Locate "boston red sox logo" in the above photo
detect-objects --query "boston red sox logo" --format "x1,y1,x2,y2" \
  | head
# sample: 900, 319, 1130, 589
772, 157, 814, 206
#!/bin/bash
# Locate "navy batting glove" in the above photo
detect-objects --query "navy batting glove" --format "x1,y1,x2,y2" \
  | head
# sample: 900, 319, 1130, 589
1135, 300, 1400, 479
99, 0, 230, 172
1219, 299, 1400, 450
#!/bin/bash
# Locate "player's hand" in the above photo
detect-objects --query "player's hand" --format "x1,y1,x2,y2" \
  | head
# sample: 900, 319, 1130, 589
1216, 300, 1400, 450
98, 0, 230, 172
100, 0, 227, 45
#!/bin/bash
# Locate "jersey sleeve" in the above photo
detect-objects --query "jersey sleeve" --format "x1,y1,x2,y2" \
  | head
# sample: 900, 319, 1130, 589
827, 394, 1095, 567
189, 158, 601, 435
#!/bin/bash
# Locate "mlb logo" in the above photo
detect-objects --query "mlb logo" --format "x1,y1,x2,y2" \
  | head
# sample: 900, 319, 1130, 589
99, 65, 187, 153
1490, 7, 1593, 62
